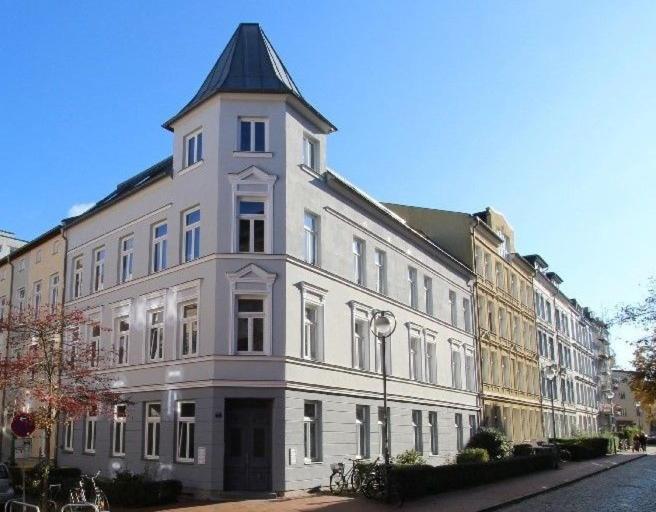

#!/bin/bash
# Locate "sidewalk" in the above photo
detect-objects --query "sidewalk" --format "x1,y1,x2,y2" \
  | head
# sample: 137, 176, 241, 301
125, 450, 650, 512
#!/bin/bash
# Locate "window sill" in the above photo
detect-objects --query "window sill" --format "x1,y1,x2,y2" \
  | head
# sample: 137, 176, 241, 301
233, 151, 273, 158
179, 160, 204, 176
83, 451, 96, 456
304, 460, 323, 465
176, 459, 195, 465
299, 163, 321, 177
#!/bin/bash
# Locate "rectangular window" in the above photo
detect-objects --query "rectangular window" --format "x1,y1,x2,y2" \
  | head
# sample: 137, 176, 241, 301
429, 411, 438, 455
304, 401, 321, 462
181, 303, 198, 357
115, 318, 130, 365
33, 281, 42, 310
16, 287, 24, 314
426, 341, 437, 384
112, 404, 127, 456
465, 352, 475, 391
152, 223, 168, 272
483, 253, 491, 280
147, 309, 164, 361
449, 290, 458, 327
49, 273, 59, 312
355, 405, 370, 459
93, 247, 105, 292
239, 118, 267, 152
303, 305, 319, 360
353, 238, 365, 285
64, 418, 74, 452
89, 323, 100, 368
423, 276, 433, 315
451, 347, 462, 389
119, 236, 134, 283
463, 298, 472, 333
145, 402, 161, 459
303, 136, 318, 170
353, 320, 368, 370
455, 413, 464, 451
412, 410, 423, 454
236, 297, 264, 353
73, 256, 83, 298
238, 200, 265, 253
185, 129, 203, 167
177, 402, 195, 462
184, 209, 201, 262
409, 336, 422, 381
85, 411, 97, 454
408, 267, 418, 308
303, 212, 318, 265
374, 249, 386, 294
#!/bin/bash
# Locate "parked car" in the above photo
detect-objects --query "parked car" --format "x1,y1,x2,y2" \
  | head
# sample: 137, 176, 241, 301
0, 464, 16, 503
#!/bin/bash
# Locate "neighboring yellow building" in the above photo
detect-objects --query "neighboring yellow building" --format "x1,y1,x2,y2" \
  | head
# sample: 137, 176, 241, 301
0, 227, 65, 463
386, 205, 542, 442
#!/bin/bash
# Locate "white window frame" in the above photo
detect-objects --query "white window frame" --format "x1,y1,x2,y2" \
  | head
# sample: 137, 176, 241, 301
184, 128, 203, 168
303, 135, 319, 171
183, 208, 201, 262
176, 402, 196, 463
465, 348, 476, 392
92, 247, 105, 292
300, 283, 326, 361
227, 264, 276, 356
463, 298, 472, 333
33, 281, 42, 310
84, 411, 97, 454
229, 167, 276, 254
353, 238, 365, 286
115, 316, 130, 366
49, 273, 59, 312
408, 267, 418, 308
428, 411, 439, 455
145, 402, 161, 460
119, 235, 134, 283
303, 211, 319, 265
88, 320, 100, 368
412, 410, 423, 454
374, 249, 386, 295
112, 404, 127, 457
147, 308, 165, 362
449, 290, 458, 327
63, 418, 74, 452
238, 117, 269, 152
349, 301, 371, 371
423, 276, 433, 315
425, 332, 437, 384
409, 334, 421, 381
355, 405, 370, 459
72, 256, 83, 299
180, 302, 199, 358
450, 340, 463, 389
151, 222, 168, 273
303, 401, 321, 463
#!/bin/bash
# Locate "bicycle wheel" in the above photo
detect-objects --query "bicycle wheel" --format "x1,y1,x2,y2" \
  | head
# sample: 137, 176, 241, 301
351, 468, 362, 492
361, 474, 383, 500
329, 473, 346, 495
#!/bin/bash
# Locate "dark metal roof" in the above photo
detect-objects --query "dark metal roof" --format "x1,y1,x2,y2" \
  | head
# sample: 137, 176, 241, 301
163, 23, 335, 132
524, 253, 549, 270
546, 271, 563, 285
63, 156, 173, 227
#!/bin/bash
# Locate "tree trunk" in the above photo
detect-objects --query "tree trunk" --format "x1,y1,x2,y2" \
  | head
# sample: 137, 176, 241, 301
39, 425, 53, 512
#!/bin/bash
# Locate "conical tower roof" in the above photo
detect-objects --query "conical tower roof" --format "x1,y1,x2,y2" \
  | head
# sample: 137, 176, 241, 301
164, 23, 335, 131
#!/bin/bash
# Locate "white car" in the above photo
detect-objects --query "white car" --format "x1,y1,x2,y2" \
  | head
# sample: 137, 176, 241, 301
0, 464, 15, 503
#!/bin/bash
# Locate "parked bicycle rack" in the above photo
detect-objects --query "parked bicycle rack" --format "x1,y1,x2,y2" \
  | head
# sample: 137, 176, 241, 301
61, 504, 100, 512
4, 500, 41, 512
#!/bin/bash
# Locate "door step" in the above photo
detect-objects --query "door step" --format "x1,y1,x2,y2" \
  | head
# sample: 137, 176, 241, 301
214, 491, 279, 501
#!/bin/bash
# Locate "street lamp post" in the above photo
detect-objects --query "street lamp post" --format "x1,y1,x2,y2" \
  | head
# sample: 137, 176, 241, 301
370, 310, 396, 498
545, 363, 566, 440
605, 390, 616, 453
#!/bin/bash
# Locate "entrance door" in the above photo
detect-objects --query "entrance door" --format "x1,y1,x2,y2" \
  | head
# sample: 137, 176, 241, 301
224, 399, 272, 492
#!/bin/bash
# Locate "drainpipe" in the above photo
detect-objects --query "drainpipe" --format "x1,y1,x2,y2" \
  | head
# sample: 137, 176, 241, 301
0, 255, 15, 464
52, 226, 68, 467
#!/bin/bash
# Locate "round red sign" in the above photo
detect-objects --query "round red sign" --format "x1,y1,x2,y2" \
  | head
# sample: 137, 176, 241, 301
11, 412, 36, 438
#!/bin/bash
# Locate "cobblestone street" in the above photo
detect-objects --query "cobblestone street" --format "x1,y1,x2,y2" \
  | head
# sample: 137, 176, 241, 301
500, 454, 656, 512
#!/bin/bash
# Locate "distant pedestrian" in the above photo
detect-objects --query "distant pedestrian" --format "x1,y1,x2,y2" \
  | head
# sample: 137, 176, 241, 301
632, 435, 640, 452
639, 432, 647, 452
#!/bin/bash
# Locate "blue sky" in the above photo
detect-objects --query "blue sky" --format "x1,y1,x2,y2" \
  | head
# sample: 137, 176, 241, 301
1, 1, 654, 366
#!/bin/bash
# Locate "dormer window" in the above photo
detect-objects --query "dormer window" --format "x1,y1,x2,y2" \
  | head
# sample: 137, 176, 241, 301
239, 118, 267, 152
303, 136, 318, 171
185, 129, 203, 167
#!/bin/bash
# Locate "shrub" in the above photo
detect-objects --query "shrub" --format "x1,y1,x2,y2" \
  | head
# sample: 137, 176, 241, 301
513, 444, 534, 457
456, 448, 489, 464
388, 452, 555, 501
9, 464, 81, 497
393, 449, 426, 465
466, 427, 512, 459
97, 470, 182, 507
549, 436, 614, 460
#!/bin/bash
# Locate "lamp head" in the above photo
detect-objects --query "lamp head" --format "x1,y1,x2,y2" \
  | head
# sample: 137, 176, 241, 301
370, 310, 397, 338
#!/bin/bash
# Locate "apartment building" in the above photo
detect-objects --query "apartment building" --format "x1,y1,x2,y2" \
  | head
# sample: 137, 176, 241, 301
592, 316, 614, 430
0, 227, 65, 463
0, 230, 26, 259
611, 370, 654, 434
55, 23, 478, 495
385, 205, 542, 443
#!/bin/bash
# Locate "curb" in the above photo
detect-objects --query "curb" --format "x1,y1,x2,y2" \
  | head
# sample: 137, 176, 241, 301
478, 454, 648, 512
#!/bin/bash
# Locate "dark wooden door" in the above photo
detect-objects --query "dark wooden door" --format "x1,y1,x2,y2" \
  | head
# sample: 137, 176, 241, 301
224, 399, 272, 491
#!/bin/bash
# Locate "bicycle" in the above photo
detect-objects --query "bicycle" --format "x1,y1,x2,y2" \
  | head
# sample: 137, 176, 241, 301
329, 458, 367, 494
69, 471, 110, 512
360, 459, 402, 505
45, 483, 64, 512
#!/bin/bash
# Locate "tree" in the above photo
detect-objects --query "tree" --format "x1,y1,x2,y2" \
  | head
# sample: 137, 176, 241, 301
0, 304, 123, 507
615, 277, 656, 418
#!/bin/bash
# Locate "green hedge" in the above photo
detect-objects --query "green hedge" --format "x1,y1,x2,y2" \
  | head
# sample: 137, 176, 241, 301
456, 448, 489, 464
389, 453, 556, 500
97, 471, 182, 507
513, 444, 535, 457
549, 437, 615, 460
